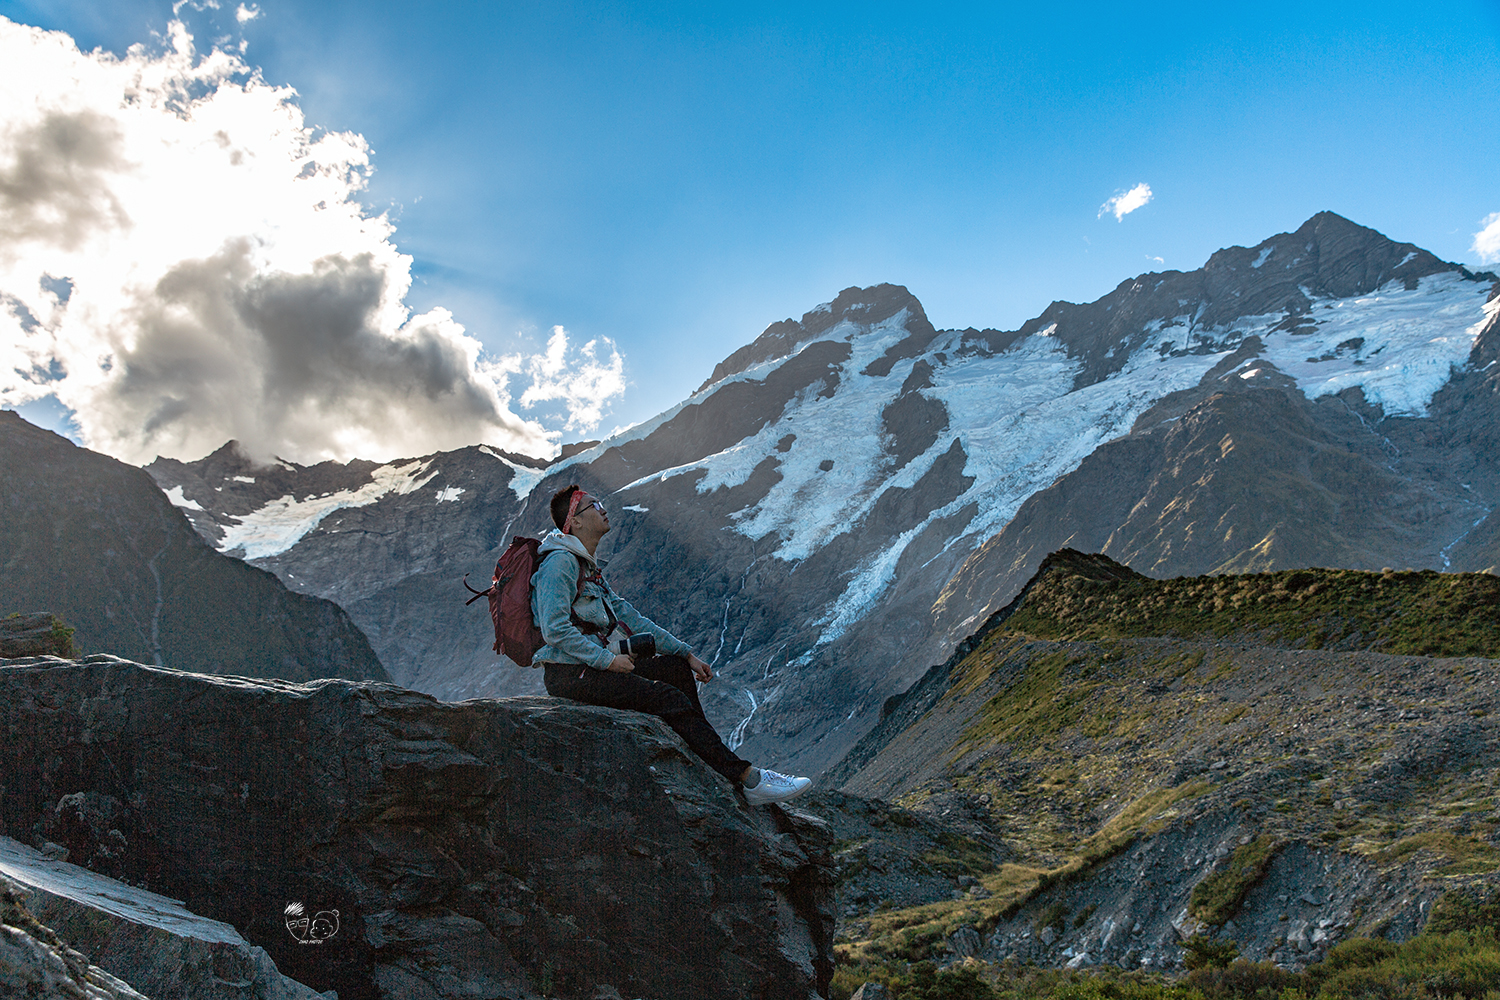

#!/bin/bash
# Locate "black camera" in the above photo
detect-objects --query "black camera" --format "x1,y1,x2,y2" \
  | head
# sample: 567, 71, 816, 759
613, 634, 656, 658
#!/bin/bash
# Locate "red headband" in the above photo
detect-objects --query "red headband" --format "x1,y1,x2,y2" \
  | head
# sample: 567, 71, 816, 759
563, 489, 586, 534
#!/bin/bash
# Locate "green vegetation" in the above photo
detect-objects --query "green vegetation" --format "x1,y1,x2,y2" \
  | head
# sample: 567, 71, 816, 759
832, 959, 998, 1000
840, 864, 1047, 966
1077, 782, 1213, 865
1181, 935, 1240, 971
1303, 928, 1500, 999
1000, 553, 1500, 658
1, 611, 76, 658
924, 832, 998, 878
835, 926, 1500, 999
963, 651, 1094, 747
48, 617, 76, 658
1427, 888, 1500, 935
1188, 836, 1280, 926
1374, 831, 1500, 877
838, 551, 1500, 995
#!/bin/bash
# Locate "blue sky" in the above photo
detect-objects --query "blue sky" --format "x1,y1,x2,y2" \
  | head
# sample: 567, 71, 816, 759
2, 0, 1498, 459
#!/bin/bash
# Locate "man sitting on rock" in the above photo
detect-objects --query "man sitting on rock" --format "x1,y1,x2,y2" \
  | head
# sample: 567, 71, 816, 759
532, 484, 812, 806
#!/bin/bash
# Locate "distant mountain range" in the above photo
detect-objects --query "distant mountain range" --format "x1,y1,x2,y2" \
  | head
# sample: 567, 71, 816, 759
145, 211, 1500, 776
0, 411, 387, 683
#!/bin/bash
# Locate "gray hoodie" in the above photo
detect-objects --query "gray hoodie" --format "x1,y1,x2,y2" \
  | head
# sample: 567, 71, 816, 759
529, 529, 694, 670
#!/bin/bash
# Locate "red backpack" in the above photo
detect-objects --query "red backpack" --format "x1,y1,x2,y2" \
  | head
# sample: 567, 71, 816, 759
463, 537, 615, 666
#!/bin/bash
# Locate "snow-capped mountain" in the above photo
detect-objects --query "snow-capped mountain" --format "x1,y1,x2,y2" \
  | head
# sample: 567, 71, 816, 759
149, 212, 1500, 776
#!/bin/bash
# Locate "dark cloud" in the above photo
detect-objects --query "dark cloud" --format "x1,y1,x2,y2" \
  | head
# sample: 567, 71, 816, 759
93, 241, 548, 462
241, 254, 501, 420
0, 110, 129, 250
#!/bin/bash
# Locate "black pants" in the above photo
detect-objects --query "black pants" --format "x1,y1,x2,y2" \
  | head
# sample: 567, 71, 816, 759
542, 655, 751, 782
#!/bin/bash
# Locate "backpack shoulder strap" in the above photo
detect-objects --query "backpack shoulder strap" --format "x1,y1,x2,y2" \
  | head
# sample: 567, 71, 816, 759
567, 553, 620, 637
573, 554, 589, 598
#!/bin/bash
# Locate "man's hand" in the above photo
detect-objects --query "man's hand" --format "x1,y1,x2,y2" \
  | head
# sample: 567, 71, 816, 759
687, 653, 713, 683
607, 655, 636, 673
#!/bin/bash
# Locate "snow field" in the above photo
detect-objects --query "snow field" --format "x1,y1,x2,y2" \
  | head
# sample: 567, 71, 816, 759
199, 272, 1493, 657
163, 485, 204, 511
1259, 272, 1495, 416
810, 332, 1234, 645
216, 459, 438, 559
694, 273, 1492, 652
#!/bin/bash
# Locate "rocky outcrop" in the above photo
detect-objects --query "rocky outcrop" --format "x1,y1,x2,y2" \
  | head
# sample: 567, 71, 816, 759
976, 813, 1435, 972
1, 871, 150, 999
0, 412, 387, 684
0, 657, 835, 1000
1, 612, 75, 659
699, 284, 933, 390
1018, 211, 1464, 392
0, 837, 325, 1000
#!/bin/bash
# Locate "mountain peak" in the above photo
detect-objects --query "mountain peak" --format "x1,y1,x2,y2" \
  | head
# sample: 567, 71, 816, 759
1196, 210, 1451, 302
699, 283, 928, 391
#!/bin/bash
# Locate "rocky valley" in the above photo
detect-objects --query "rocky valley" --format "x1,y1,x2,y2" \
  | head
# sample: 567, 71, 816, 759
6, 552, 1499, 998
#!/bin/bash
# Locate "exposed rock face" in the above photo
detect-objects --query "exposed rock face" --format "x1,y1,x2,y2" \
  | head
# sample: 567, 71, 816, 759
1, 836, 325, 1000
0, 657, 835, 1000
0, 412, 387, 684
1, 871, 150, 999
801, 790, 1010, 923
1012, 211, 1457, 392
977, 815, 1433, 972
145, 214, 1500, 778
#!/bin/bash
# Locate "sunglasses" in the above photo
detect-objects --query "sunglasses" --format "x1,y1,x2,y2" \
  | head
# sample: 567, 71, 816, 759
580, 499, 606, 516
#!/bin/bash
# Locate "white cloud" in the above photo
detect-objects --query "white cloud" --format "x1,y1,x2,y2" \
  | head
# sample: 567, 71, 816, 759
517, 326, 626, 433
1472, 212, 1500, 265
1099, 182, 1154, 222
235, 4, 262, 23
0, 15, 622, 464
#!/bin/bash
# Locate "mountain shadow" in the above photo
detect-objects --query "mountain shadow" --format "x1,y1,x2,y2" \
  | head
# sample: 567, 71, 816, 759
0, 411, 387, 682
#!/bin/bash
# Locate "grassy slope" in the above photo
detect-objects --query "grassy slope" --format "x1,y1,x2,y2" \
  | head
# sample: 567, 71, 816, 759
834, 551, 1500, 974
1004, 550, 1500, 658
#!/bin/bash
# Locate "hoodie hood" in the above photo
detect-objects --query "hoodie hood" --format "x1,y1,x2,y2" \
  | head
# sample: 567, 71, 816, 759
538, 529, 598, 568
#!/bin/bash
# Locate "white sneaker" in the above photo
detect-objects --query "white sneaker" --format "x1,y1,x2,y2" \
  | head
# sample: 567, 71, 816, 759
742, 768, 812, 806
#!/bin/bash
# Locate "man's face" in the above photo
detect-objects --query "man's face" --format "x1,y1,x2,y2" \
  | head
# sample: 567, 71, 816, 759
576, 493, 610, 534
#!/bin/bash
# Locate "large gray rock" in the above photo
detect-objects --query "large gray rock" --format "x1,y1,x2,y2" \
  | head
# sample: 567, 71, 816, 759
1, 871, 150, 1000
0, 658, 834, 1000
0, 836, 324, 1000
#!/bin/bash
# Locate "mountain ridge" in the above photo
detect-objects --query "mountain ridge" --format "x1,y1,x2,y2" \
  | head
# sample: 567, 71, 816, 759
143, 212, 1500, 776
0, 411, 388, 682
